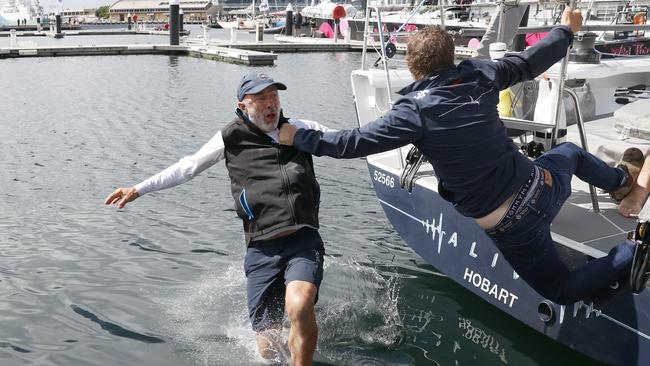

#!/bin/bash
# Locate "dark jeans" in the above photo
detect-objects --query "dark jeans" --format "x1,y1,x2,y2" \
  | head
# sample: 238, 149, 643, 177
488, 142, 635, 304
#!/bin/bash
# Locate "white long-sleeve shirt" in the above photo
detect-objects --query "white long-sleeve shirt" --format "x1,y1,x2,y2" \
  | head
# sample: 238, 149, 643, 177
135, 118, 333, 195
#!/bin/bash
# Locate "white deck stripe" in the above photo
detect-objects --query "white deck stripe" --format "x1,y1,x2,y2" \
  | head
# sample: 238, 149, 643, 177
550, 232, 608, 258
598, 211, 628, 233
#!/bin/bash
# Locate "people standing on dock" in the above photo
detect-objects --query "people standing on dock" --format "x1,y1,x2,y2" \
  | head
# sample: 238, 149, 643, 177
105, 73, 333, 365
279, 8, 650, 303
293, 11, 303, 37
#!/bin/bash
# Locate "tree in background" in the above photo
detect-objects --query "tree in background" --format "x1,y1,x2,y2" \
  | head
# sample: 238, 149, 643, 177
95, 6, 110, 19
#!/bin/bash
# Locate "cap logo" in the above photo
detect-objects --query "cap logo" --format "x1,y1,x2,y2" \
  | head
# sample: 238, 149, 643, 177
258, 73, 270, 80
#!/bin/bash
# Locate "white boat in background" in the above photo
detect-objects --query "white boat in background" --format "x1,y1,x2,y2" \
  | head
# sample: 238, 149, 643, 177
300, 0, 359, 20
350, 1, 650, 364
0, 0, 38, 25
301, 0, 485, 42
217, 19, 257, 29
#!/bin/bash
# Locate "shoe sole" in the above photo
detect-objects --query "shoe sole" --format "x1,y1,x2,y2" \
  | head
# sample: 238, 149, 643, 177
611, 147, 645, 201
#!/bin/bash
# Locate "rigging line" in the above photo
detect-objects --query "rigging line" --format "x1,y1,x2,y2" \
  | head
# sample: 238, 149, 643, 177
596, 310, 650, 341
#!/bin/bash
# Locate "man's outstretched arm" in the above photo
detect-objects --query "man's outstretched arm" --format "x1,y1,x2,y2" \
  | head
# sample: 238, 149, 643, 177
104, 131, 226, 208
280, 101, 422, 158
487, 8, 583, 90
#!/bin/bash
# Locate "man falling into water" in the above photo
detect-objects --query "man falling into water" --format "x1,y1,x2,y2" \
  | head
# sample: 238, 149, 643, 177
278, 8, 650, 303
105, 73, 333, 365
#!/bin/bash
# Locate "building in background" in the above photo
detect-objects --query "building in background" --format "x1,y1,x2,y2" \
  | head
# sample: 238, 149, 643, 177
109, 0, 219, 22
61, 8, 99, 23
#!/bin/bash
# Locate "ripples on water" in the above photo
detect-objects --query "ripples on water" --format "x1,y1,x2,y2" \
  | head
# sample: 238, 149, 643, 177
0, 28, 603, 365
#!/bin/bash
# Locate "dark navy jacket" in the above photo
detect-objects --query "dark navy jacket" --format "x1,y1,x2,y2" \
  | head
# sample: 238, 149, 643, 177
293, 26, 574, 218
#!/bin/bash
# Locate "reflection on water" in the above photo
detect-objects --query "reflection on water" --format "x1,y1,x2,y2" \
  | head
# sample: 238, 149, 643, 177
0, 49, 604, 365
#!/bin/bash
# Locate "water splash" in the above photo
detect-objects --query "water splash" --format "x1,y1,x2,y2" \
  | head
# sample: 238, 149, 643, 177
317, 258, 408, 365
159, 263, 268, 365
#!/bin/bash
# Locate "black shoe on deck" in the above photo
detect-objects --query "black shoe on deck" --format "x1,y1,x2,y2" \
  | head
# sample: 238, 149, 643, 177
631, 221, 650, 294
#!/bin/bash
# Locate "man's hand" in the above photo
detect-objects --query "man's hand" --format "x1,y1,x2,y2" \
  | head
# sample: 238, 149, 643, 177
561, 7, 583, 34
104, 187, 139, 209
279, 123, 298, 146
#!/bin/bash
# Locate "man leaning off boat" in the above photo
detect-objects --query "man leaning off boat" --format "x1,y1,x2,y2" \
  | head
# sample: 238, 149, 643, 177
278, 8, 650, 304
105, 72, 334, 365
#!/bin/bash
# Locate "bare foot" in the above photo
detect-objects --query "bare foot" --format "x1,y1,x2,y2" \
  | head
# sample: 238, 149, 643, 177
619, 183, 650, 217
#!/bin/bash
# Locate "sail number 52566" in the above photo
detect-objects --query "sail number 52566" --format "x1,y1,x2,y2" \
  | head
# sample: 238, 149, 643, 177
373, 170, 395, 188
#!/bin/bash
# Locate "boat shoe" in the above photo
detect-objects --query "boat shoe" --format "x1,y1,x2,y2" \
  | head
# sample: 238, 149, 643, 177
610, 147, 644, 201
630, 221, 650, 294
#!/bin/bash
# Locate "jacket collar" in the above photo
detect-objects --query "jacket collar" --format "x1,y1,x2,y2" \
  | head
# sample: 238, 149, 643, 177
397, 67, 459, 96
235, 108, 272, 138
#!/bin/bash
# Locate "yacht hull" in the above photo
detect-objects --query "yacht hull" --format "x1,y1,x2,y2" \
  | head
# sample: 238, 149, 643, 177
367, 159, 650, 365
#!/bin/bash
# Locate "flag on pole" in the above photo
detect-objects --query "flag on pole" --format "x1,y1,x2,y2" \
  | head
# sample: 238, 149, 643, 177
259, 0, 269, 13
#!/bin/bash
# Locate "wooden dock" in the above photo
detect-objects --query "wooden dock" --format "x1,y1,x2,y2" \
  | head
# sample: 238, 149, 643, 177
0, 44, 278, 65
0, 29, 190, 38
0, 24, 80, 32
0, 34, 475, 65
200, 36, 474, 59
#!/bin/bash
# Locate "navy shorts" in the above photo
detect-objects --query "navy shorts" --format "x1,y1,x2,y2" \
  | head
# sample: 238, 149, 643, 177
244, 227, 325, 332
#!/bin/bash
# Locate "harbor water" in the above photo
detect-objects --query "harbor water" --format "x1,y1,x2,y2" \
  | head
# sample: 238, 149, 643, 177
0, 27, 604, 365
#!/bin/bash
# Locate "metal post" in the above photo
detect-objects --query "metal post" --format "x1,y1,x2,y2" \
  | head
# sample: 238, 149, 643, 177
256, 21, 264, 42
203, 24, 208, 45
376, 8, 392, 106
565, 88, 600, 212
360, 5, 371, 69
230, 27, 237, 42
333, 21, 338, 43
512, 5, 530, 51
128, 13, 132, 30
373, 5, 404, 168
497, 1, 506, 43
439, 0, 446, 30
179, 9, 184, 33
285, 4, 293, 36
9, 29, 17, 48
551, 1, 576, 147
55, 13, 63, 38
169, 0, 180, 45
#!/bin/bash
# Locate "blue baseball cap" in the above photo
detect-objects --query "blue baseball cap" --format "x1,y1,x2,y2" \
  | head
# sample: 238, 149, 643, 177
237, 72, 287, 101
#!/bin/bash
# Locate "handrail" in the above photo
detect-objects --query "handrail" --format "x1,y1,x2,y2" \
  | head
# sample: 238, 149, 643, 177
363, 4, 405, 167
565, 88, 600, 212
551, 0, 575, 149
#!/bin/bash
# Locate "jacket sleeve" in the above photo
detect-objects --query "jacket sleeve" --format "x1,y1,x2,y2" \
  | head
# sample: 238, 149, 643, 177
293, 100, 422, 158
134, 131, 225, 195
483, 25, 574, 90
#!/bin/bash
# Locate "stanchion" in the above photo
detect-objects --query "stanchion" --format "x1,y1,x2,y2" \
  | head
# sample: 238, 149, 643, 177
169, 0, 180, 45
285, 4, 293, 36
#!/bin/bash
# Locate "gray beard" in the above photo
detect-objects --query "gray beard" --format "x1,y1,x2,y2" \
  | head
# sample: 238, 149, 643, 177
246, 111, 277, 133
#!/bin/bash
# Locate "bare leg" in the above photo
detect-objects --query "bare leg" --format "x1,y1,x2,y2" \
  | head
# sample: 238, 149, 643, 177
620, 152, 650, 217
255, 328, 283, 360
285, 280, 318, 366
